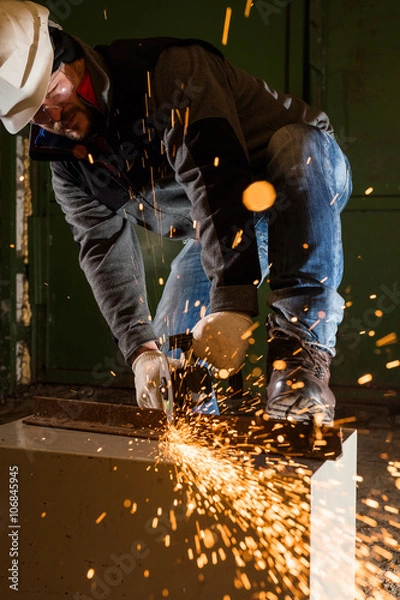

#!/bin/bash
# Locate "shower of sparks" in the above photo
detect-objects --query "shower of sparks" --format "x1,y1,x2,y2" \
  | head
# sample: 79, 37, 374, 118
355, 481, 400, 598
160, 419, 313, 596
222, 7, 233, 46
145, 416, 400, 598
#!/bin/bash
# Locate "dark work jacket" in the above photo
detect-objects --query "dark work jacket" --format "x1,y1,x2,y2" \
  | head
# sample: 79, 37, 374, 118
29, 36, 334, 363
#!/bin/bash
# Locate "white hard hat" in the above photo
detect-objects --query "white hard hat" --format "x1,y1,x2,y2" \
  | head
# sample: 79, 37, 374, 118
0, 1, 54, 134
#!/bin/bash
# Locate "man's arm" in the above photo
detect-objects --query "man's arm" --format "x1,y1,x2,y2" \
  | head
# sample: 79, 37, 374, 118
51, 161, 158, 365
151, 44, 262, 319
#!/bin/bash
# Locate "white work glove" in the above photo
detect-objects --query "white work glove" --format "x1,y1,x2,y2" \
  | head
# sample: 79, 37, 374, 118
132, 350, 176, 410
191, 311, 253, 377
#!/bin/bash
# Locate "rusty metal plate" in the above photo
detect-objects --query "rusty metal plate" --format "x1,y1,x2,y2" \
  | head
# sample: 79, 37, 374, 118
23, 396, 166, 439
23, 396, 343, 460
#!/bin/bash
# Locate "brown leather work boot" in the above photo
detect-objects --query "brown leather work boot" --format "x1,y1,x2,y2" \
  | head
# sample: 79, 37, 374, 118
265, 317, 336, 425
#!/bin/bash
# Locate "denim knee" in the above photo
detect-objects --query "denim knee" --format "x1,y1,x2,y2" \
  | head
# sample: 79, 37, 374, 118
267, 123, 352, 212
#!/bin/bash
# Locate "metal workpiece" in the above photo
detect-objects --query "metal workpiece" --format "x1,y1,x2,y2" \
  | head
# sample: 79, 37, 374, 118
0, 415, 356, 600
24, 396, 343, 460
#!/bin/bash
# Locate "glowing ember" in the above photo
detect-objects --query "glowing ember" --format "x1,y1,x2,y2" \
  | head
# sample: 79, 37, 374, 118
386, 359, 400, 370
232, 230, 243, 248
357, 373, 373, 385
330, 192, 339, 205
222, 7, 233, 46
272, 359, 286, 371
95, 511, 107, 524
160, 419, 313, 596
218, 368, 230, 379
376, 332, 398, 347
242, 181, 276, 212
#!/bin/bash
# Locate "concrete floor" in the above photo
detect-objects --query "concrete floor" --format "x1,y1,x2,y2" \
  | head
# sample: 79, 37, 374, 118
1, 383, 399, 599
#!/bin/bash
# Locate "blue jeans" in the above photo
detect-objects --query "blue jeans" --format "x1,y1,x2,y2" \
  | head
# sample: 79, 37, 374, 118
153, 124, 352, 410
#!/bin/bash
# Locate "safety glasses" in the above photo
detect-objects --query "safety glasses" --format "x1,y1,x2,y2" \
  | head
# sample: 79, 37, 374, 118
32, 63, 74, 125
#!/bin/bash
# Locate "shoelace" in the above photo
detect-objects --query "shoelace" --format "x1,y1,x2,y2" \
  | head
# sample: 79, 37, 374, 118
268, 327, 331, 380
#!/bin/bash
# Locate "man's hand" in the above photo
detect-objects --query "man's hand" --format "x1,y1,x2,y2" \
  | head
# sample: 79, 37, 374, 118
132, 349, 172, 409
191, 311, 253, 376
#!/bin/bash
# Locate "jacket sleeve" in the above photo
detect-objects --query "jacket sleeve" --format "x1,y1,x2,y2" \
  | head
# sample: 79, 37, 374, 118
150, 44, 262, 317
51, 161, 157, 364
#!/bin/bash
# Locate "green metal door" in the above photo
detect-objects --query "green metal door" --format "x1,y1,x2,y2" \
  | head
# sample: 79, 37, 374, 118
308, 0, 400, 397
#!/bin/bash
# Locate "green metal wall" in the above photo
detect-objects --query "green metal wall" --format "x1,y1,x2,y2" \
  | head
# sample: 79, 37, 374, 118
309, 0, 400, 395
1, 0, 399, 397
0, 132, 16, 397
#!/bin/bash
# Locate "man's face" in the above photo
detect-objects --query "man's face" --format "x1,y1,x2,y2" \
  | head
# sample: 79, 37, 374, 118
31, 59, 101, 140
